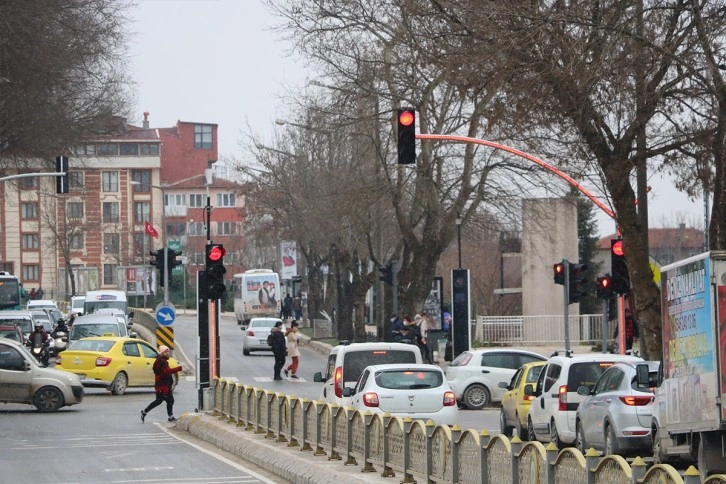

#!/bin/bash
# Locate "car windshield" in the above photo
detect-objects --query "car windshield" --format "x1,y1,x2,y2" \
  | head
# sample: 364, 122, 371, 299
375, 369, 443, 389
0, 318, 33, 334
251, 319, 279, 328
343, 350, 418, 382
69, 339, 115, 352
70, 324, 119, 339
0, 329, 22, 342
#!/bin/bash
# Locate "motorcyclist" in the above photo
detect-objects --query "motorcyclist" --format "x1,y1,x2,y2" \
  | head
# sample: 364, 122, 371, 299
27, 323, 49, 347
53, 318, 69, 335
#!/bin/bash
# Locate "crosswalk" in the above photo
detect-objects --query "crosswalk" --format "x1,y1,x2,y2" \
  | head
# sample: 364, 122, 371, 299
252, 376, 307, 383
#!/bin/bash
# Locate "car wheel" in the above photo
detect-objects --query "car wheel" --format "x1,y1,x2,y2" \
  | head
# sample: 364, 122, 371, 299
516, 413, 528, 440
462, 384, 490, 410
33, 386, 64, 413
551, 419, 564, 449
243, 348, 250, 356
110, 372, 128, 395
604, 423, 620, 456
527, 417, 536, 442
499, 408, 513, 437
575, 420, 587, 454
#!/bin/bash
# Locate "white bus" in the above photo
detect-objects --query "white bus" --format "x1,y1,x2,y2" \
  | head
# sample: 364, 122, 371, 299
233, 269, 281, 327
83, 290, 129, 316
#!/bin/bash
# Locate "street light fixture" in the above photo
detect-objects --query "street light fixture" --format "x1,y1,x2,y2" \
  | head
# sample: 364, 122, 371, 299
456, 216, 463, 269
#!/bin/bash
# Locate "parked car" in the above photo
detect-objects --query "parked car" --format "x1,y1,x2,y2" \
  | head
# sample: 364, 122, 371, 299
242, 317, 285, 356
313, 342, 423, 406
499, 360, 546, 439
0, 325, 24, 343
55, 336, 179, 395
575, 360, 659, 456
526, 351, 644, 448
342, 363, 458, 426
0, 336, 84, 412
445, 349, 546, 410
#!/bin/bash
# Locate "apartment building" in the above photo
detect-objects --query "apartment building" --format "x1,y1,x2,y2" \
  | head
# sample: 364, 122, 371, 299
0, 114, 244, 299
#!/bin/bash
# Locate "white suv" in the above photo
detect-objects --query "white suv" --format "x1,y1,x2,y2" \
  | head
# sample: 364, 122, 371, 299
525, 351, 642, 448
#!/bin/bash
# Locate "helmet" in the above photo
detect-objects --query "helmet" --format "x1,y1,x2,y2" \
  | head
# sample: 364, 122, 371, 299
35, 323, 43, 330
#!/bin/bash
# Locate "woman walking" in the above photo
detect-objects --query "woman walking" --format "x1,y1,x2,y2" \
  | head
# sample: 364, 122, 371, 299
284, 321, 301, 379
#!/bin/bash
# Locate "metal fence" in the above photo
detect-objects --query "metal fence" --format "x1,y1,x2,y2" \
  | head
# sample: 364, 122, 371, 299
209, 378, 726, 484
474, 314, 613, 345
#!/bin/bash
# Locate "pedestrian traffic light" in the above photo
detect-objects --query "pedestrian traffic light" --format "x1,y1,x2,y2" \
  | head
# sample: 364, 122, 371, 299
596, 274, 612, 299
205, 244, 226, 299
167, 248, 182, 273
611, 239, 630, 295
397, 108, 416, 165
568, 263, 588, 304
56, 156, 69, 194
149, 249, 166, 287
379, 264, 393, 285
553, 262, 565, 285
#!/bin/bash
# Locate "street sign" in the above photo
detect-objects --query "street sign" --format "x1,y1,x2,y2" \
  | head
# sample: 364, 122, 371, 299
155, 303, 176, 326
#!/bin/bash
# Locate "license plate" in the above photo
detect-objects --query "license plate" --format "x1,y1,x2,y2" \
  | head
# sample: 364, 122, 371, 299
259, 339, 267, 344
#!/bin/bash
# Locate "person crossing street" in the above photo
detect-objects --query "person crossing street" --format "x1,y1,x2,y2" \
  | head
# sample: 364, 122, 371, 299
140, 345, 182, 423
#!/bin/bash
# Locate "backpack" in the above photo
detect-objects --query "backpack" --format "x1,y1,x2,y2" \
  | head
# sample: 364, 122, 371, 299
267, 333, 274, 346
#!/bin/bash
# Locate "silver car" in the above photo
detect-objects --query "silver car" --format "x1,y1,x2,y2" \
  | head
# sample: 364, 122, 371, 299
575, 361, 659, 456
242, 317, 284, 355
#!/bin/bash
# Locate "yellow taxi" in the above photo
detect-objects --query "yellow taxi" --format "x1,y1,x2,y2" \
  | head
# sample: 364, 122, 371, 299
498, 360, 546, 440
55, 336, 179, 395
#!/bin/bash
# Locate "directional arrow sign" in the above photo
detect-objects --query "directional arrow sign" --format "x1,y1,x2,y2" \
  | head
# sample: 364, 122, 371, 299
155, 304, 176, 327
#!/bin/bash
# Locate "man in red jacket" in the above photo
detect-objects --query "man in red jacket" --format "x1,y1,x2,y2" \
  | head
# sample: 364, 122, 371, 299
140, 345, 182, 423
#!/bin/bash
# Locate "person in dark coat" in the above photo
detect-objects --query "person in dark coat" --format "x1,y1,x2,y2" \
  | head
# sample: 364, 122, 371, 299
141, 345, 182, 422
269, 321, 287, 380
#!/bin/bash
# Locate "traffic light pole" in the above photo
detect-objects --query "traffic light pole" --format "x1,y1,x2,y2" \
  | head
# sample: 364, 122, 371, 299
163, 247, 169, 306
601, 298, 609, 353
562, 259, 570, 352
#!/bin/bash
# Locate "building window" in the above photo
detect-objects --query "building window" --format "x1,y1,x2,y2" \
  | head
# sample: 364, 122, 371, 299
69, 171, 84, 189
216, 222, 237, 236
0, 262, 13, 273
103, 233, 119, 253
103, 264, 117, 285
74, 144, 96, 156
103, 202, 120, 223
140, 143, 159, 155
22, 234, 40, 250
20, 176, 38, 189
131, 170, 151, 192
21, 202, 38, 219
194, 124, 213, 149
134, 202, 150, 224
67, 202, 84, 219
98, 143, 118, 156
167, 223, 186, 237
22, 265, 39, 281
165, 193, 186, 210
120, 143, 139, 155
133, 233, 150, 258
188, 222, 205, 236
102, 171, 119, 192
216, 193, 235, 207
70, 233, 84, 250
189, 194, 205, 208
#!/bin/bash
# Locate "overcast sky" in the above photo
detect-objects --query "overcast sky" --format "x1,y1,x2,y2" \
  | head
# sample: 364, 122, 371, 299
128, 0, 706, 238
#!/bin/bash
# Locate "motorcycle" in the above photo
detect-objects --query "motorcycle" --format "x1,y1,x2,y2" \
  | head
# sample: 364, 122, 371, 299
52, 330, 68, 354
29, 333, 50, 366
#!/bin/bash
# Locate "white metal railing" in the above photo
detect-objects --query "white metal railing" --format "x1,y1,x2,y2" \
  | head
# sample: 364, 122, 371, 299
473, 314, 615, 345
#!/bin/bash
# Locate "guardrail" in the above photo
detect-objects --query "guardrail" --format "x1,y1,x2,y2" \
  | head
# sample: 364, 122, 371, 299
210, 378, 726, 484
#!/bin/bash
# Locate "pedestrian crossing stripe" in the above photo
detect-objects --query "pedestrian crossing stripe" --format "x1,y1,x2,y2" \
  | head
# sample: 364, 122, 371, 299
252, 376, 306, 382
156, 326, 174, 349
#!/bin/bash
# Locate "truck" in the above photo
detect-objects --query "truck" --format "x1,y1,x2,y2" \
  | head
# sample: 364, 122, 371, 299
232, 269, 281, 328
638, 251, 726, 478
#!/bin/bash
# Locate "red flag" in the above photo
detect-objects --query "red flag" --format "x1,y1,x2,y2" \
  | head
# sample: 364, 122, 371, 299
144, 221, 159, 239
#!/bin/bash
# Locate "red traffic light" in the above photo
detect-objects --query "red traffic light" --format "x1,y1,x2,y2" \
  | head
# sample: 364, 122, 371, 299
598, 277, 610, 289
208, 246, 226, 261
399, 110, 415, 127
611, 239, 624, 257
554, 263, 564, 274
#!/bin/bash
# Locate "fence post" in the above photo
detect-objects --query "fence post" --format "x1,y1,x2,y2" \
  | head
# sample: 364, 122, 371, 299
450, 426, 462, 483
265, 391, 275, 439
546, 442, 558, 484
585, 448, 600, 484
382, 414, 395, 477
630, 456, 646, 484
480, 429, 491, 484
361, 411, 375, 473
276, 393, 288, 443
314, 402, 327, 456
402, 417, 415, 483
287, 397, 299, 447
255, 390, 265, 434
425, 420, 435, 481
329, 404, 342, 460
511, 436, 523, 481
300, 399, 313, 451
683, 466, 701, 484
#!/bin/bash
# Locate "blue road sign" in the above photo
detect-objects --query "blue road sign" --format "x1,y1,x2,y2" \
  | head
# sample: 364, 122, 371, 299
156, 305, 176, 326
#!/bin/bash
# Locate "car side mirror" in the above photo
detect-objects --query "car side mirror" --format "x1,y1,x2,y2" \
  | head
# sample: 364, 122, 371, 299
129, 331, 139, 339
635, 363, 650, 387
577, 385, 591, 396
128, 311, 135, 319
523, 384, 534, 396
313, 371, 324, 383
498, 381, 509, 390
342, 387, 354, 397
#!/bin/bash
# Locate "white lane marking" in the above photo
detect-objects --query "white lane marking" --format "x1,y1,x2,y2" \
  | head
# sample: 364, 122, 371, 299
157, 422, 276, 483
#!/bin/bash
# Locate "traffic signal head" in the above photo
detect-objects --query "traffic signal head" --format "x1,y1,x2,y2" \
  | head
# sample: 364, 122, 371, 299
596, 274, 612, 299
568, 263, 588, 304
56, 156, 69, 194
149, 249, 167, 286
205, 244, 226, 299
610, 239, 630, 295
553, 262, 565, 285
379, 264, 393, 285
397, 108, 416, 165
167, 248, 182, 271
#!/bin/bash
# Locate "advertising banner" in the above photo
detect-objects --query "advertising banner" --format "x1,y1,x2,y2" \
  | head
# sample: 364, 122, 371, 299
280, 240, 297, 280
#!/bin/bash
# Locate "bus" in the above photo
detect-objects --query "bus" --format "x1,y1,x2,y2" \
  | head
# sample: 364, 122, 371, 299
83, 290, 129, 316
0, 272, 22, 310
233, 269, 281, 327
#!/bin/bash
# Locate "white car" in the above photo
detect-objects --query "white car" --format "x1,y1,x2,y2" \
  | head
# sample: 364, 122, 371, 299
242, 317, 284, 355
445, 349, 546, 409
27, 299, 59, 311
526, 351, 643, 448
342, 363, 458, 426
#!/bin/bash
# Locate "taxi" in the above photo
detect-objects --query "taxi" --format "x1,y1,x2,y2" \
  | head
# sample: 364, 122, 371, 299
55, 336, 179, 395
498, 360, 546, 439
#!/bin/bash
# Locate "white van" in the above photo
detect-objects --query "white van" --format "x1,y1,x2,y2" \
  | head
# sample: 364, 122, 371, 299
68, 314, 128, 346
313, 342, 423, 406
83, 290, 128, 316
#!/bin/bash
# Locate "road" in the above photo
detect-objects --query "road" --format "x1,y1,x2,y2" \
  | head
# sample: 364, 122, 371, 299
170, 312, 502, 433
